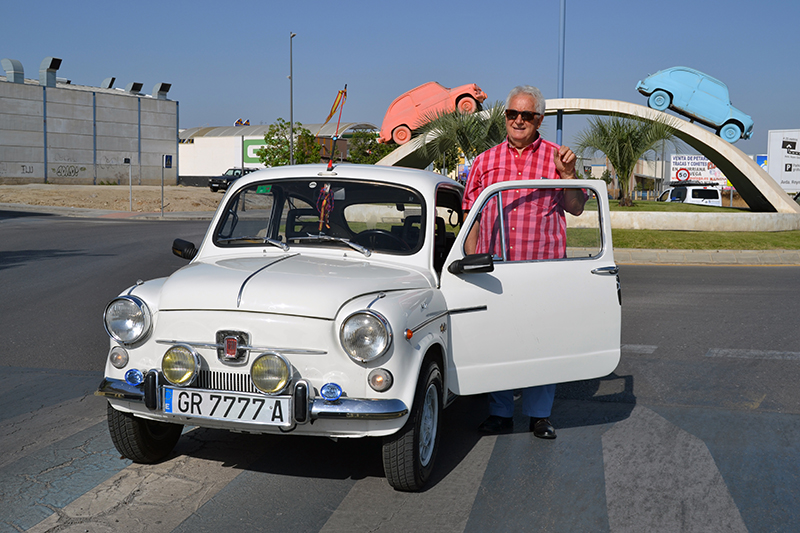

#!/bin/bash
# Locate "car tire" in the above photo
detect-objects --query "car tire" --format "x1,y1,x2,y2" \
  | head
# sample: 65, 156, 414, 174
392, 125, 412, 145
719, 123, 742, 143
107, 403, 183, 463
382, 359, 442, 492
209, 185, 219, 193
457, 96, 478, 114
648, 90, 671, 111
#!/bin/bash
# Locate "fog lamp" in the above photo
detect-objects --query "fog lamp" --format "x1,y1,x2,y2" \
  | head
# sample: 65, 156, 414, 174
162, 344, 200, 386
109, 346, 129, 369
250, 353, 291, 394
368, 369, 393, 392
125, 368, 144, 386
320, 382, 343, 402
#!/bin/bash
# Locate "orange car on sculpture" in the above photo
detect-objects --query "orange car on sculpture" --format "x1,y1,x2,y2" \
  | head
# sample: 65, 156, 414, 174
379, 82, 488, 144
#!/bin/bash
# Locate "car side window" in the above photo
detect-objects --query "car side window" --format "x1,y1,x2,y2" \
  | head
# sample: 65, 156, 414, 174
670, 69, 699, 88
465, 185, 602, 263
698, 78, 728, 102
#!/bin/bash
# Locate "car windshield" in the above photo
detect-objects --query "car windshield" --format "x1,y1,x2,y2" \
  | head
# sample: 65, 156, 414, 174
214, 178, 425, 255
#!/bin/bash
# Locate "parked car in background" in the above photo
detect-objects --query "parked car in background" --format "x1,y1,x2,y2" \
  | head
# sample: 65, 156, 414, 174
794, 191, 800, 205
379, 82, 487, 145
97, 163, 621, 491
657, 184, 723, 207
636, 67, 753, 143
208, 167, 257, 192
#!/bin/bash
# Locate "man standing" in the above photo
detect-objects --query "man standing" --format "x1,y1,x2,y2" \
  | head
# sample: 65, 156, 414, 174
462, 85, 586, 439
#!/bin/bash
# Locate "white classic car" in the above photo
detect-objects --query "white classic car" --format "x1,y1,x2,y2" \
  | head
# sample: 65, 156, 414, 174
97, 163, 621, 491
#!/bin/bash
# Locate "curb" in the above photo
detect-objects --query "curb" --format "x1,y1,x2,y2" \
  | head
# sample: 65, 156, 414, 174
2, 202, 799, 266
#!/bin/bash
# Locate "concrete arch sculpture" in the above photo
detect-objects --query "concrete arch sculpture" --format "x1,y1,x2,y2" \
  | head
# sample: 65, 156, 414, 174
378, 99, 799, 214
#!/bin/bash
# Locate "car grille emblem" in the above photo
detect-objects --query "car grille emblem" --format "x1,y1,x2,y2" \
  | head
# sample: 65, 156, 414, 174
216, 331, 250, 365
225, 337, 238, 359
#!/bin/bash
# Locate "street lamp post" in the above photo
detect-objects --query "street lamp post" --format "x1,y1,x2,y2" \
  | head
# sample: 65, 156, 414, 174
289, 32, 296, 165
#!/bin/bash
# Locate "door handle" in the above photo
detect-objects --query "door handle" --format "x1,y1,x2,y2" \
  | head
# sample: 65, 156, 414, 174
591, 266, 619, 276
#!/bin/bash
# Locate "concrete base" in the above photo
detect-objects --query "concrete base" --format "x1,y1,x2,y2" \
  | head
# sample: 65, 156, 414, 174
609, 212, 800, 231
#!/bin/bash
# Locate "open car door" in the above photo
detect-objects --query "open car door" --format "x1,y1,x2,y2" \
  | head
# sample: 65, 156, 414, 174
440, 179, 621, 396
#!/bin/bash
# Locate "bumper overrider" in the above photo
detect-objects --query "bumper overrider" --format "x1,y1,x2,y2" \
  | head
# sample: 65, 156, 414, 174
96, 371, 409, 430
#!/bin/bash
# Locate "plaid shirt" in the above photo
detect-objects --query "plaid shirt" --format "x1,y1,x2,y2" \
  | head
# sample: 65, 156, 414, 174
463, 137, 567, 261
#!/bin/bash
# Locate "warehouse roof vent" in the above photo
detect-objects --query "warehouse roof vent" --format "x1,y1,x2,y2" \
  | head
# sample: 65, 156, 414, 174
1, 58, 24, 84
101, 77, 116, 89
39, 57, 62, 87
125, 82, 143, 94
153, 82, 171, 100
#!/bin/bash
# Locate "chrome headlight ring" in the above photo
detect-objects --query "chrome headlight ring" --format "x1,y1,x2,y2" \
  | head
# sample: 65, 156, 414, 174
339, 310, 393, 363
103, 296, 152, 346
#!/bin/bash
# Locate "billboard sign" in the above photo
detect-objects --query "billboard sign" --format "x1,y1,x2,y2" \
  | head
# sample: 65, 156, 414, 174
767, 130, 800, 193
670, 154, 726, 185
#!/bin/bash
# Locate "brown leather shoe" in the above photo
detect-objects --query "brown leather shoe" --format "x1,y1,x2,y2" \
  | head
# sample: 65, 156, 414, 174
530, 418, 557, 439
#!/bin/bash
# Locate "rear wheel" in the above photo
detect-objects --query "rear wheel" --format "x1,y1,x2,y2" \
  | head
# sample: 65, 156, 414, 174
719, 123, 742, 143
457, 96, 478, 114
648, 90, 671, 111
107, 403, 183, 463
382, 360, 442, 491
392, 125, 412, 144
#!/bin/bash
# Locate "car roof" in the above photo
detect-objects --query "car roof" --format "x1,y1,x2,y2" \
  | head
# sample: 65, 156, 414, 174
233, 164, 463, 197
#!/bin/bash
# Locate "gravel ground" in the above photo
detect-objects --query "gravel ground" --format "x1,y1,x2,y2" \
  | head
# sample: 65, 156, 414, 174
0, 184, 222, 212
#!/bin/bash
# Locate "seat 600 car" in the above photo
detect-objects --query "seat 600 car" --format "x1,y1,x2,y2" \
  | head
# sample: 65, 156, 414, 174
97, 164, 621, 491
636, 66, 754, 143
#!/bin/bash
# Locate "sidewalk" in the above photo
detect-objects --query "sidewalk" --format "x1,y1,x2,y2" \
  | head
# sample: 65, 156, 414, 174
2, 202, 799, 266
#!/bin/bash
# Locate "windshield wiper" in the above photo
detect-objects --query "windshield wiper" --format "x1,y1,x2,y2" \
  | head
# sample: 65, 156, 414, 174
292, 234, 371, 256
217, 236, 289, 251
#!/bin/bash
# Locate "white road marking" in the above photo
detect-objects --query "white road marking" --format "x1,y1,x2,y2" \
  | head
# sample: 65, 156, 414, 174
603, 406, 747, 533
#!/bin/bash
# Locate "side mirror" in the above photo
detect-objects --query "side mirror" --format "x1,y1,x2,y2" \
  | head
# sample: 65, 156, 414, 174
447, 253, 494, 275
172, 238, 197, 260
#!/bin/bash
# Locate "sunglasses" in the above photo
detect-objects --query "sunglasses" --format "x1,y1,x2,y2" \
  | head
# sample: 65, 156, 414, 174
505, 109, 541, 122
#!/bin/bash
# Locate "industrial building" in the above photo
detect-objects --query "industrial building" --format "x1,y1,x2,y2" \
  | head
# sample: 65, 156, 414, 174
0, 57, 177, 185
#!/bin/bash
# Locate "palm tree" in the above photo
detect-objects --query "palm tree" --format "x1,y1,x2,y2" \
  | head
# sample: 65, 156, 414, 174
574, 115, 679, 206
416, 102, 507, 174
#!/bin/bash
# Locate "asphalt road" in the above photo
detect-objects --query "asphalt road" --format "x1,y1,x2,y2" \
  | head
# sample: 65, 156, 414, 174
1, 212, 799, 532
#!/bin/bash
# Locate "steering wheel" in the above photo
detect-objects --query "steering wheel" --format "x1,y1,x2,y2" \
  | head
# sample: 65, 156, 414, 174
354, 229, 411, 251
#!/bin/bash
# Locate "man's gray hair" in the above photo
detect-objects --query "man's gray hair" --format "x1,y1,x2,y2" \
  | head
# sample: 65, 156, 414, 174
506, 86, 546, 115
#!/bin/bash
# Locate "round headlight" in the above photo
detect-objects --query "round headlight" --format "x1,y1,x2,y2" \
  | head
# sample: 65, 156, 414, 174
162, 344, 200, 386
250, 353, 291, 394
340, 311, 392, 363
104, 296, 152, 346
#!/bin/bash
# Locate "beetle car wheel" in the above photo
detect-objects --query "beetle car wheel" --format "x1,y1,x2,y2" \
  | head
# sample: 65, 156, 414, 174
382, 360, 442, 491
648, 90, 671, 111
392, 125, 412, 145
719, 123, 742, 143
457, 96, 478, 114
107, 403, 183, 463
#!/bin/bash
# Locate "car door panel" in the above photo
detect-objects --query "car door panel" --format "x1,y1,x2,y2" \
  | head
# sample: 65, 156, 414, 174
440, 180, 621, 396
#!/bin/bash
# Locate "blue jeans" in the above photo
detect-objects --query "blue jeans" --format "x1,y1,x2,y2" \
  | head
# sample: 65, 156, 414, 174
488, 384, 556, 419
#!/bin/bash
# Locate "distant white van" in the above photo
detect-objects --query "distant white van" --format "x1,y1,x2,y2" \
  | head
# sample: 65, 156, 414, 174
657, 185, 722, 207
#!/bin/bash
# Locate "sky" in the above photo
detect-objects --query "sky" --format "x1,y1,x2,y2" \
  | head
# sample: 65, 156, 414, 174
3, 0, 799, 154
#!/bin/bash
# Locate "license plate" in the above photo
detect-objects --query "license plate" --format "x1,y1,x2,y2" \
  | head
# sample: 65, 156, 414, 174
163, 387, 291, 427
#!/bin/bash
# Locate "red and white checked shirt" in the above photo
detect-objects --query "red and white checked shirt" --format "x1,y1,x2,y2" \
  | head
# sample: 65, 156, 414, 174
463, 136, 568, 261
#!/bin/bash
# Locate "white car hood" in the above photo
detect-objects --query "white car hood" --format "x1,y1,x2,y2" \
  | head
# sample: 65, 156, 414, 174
157, 254, 430, 319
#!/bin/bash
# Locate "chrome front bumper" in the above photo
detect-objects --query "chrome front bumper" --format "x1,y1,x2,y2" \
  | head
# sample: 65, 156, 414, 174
96, 376, 408, 422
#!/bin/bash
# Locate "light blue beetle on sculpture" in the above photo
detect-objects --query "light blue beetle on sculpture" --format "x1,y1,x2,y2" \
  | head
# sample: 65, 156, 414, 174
636, 66, 753, 143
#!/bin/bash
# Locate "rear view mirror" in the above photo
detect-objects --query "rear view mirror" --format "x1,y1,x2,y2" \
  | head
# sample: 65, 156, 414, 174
447, 253, 494, 275
172, 239, 197, 260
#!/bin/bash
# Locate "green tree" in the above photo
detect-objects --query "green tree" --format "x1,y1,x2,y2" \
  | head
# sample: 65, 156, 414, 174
416, 102, 507, 174
346, 129, 396, 164
255, 118, 321, 167
574, 115, 679, 206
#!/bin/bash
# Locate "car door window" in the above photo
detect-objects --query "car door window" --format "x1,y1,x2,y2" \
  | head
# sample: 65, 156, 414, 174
464, 185, 602, 262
